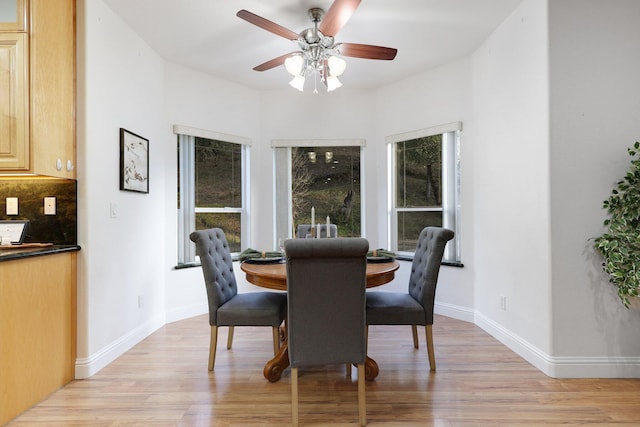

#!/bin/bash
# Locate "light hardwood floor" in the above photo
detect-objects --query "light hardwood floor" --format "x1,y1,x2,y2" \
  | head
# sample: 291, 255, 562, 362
8, 314, 640, 426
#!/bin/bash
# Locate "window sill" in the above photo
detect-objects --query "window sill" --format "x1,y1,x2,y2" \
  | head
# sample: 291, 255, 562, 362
395, 254, 464, 268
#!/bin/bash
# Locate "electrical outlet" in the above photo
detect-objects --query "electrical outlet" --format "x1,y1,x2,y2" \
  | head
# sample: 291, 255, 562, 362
500, 295, 507, 311
110, 202, 118, 218
6, 197, 18, 215
44, 197, 56, 215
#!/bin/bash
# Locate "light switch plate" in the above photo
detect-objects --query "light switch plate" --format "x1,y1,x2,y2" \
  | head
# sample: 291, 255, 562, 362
44, 197, 56, 215
6, 197, 18, 215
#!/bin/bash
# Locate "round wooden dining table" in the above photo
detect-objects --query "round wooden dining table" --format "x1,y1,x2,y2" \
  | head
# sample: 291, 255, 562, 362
240, 259, 400, 382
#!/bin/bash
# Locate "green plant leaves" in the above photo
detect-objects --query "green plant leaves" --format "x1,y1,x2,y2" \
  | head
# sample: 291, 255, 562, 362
594, 141, 640, 309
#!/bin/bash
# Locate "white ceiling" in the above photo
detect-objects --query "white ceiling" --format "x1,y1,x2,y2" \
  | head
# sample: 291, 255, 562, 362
102, 0, 522, 91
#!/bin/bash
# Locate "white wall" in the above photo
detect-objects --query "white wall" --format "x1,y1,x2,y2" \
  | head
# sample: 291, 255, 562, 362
548, 0, 640, 376
470, 0, 553, 368
76, 0, 168, 377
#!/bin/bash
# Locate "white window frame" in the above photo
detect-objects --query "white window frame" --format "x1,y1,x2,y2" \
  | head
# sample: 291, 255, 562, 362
387, 122, 461, 263
175, 125, 251, 264
272, 139, 366, 248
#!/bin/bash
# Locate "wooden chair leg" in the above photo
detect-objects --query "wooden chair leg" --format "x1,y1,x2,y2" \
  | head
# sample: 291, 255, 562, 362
291, 367, 299, 427
226, 326, 234, 350
208, 325, 218, 371
412, 324, 419, 349
346, 363, 352, 377
272, 326, 280, 355
358, 363, 366, 426
425, 324, 436, 371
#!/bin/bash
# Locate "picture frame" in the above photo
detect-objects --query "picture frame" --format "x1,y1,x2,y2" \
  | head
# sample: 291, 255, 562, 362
119, 128, 149, 193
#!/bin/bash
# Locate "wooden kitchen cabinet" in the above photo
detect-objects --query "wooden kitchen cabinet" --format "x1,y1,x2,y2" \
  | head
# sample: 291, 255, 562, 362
0, 32, 29, 170
29, 0, 76, 178
0, 251, 77, 426
0, 0, 75, 177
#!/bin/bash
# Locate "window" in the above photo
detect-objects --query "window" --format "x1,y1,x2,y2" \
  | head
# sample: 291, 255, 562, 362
175, 125, 250, 264
388, 122, 461, 263
273, 140, 364, 244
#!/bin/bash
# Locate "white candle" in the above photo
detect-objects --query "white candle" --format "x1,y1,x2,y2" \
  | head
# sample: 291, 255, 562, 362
317, 223, 321, 239
326, 216, 330, 238
311, 207, 315, 237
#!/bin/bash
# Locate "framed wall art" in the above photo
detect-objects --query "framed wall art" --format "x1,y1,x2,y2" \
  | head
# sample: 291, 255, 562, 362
119, 128, 149, 193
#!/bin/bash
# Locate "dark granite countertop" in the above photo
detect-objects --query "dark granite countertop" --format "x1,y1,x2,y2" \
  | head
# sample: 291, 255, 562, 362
0, 244, 81, 262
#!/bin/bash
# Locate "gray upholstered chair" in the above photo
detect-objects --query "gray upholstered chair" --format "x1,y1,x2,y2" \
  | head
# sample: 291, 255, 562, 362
285, 237, 369, 427
365, 226, 454, 372
189, 228, 287, 371
296, 223, 338, 238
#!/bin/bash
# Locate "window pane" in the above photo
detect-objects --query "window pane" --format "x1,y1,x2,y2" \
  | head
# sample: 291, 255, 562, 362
291, 146, 361, 237
195, 138, 242, 208
396, 211, 443, 252
396, 135, 442, 208
195, 212, 241, 253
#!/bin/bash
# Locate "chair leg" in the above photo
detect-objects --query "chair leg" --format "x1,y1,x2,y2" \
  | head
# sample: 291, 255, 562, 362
291, 367, 299, 427
208, 325, 218, 371
412, 324, 419, 349
357, 363, 366, 426
346, 363, 352, 377
425, 324, 436, 371
226, 326, 234, 350
272, 326, 280, 355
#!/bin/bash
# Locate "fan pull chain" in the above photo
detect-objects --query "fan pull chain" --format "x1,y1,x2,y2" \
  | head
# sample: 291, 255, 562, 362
313, 72, 318, 94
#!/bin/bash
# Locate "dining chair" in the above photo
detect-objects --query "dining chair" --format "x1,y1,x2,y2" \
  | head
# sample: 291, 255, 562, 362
189, 228, 287, 371
285, 237, 369, 427
296, 223, 338, 238
365, 226, 454, 372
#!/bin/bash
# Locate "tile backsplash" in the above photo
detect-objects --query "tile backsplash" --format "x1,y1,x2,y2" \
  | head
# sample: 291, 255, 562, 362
0, 178, 77, 245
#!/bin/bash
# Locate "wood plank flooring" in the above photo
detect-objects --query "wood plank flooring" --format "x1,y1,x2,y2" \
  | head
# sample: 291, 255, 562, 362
7, 314, 640, 426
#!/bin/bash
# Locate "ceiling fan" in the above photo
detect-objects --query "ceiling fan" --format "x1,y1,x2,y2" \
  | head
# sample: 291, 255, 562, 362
236, 0, 397, 92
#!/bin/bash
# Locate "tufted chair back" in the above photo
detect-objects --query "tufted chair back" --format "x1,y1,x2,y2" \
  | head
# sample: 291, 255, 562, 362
408, 227, 455, 324
189, 228, 238, 325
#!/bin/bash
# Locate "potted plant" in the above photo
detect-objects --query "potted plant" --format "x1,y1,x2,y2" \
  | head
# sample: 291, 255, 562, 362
594, 141, 640, 308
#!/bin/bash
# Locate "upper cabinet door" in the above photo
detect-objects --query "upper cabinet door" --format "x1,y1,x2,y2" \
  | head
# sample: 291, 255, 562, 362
0, 0, 27, 32
0, 33, 29, 170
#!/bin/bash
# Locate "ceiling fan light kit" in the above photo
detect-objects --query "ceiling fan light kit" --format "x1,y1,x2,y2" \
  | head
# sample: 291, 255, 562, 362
237, 0, 397, 94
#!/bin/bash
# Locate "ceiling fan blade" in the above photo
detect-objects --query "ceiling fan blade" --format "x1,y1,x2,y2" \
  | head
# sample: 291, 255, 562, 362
253, 52, 300, 72
237, 10, 299, 40
337, 43, 398, 60
319, 0, 361, 37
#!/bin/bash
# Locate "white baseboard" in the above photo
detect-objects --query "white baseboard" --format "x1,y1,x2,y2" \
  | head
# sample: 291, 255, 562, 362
74, 314, 165, 379
474, 311, 640, 378
434, 301, 475, 323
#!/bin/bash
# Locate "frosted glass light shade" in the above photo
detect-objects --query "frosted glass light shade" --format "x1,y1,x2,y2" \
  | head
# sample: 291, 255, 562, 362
327, 56, 346, 76
326, 75, 342, 92
289, 74, 305, 91
285, 55, 304, 76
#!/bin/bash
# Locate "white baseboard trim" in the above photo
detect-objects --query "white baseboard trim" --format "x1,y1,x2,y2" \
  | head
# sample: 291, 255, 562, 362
474, 311, 640, 378
75, 314, 165, 379
434, 301, 475, 323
